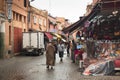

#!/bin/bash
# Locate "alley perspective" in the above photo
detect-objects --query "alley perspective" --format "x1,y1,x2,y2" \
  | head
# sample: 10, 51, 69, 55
1, 0, 120, 80
0, 53, 120, 80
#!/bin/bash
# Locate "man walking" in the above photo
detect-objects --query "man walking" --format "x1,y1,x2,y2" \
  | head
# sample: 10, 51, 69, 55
58, 41, 64, 62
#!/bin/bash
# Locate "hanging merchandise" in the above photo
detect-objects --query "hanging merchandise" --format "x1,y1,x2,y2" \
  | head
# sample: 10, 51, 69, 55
114, 31, 120, 36
84, 21, 90, 28
76, 31, 80, 39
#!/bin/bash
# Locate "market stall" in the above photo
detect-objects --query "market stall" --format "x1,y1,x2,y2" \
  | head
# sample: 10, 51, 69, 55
82, 0, 120, 75
62, 0, 120, 75
83, 40, 120, 75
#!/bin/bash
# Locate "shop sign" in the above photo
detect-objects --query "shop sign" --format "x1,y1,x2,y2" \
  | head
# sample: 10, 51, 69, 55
7, 0, 12, 23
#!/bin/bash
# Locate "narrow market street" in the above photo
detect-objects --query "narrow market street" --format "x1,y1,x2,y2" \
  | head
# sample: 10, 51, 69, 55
0, 52, 120, 80
1, 0, 120, 80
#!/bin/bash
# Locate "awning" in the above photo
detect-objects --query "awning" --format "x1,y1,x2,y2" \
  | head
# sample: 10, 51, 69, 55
45, 32, 53, 40
53, 33, 62, 38
62, 3, 101, 34
50, 32, 67, 42
51, 33, 67, 39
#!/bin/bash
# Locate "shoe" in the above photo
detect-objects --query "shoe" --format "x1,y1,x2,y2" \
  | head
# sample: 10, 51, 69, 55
51, 66, 54, 69
67, 54, 69, 57
60, 58, 63, 62
46, 65, 49, 69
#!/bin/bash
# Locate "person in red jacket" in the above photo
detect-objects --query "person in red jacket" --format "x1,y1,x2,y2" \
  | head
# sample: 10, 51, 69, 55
75, 48, 84, 64
75, 48, 84, 60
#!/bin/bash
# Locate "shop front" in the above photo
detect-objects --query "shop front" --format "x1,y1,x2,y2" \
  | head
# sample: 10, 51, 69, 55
62, 0, 120, 76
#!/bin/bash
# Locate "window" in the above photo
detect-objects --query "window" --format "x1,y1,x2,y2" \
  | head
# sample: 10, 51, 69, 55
24, 16, 26, 23
34, 16, 37, 24
16, 13, 18, 21
39, 18, 42, 25
19, 15, 22, 22
24, 0, 27, 7
13, 11, 15, 20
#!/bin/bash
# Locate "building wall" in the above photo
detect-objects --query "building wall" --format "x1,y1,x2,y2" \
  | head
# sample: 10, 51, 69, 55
12, 0, 28, 30
0, 0, 48, 58
30, 6, 48, 31
92, 0, 100, 4
0, 0, 5, 13
85, 0, 100, 16
56, 17, 67, 34
1, 0, 29, 58
48, 16, 69, 34
48, 15, 57, 32
56, 17, 66, 29
0, 0, 8, 58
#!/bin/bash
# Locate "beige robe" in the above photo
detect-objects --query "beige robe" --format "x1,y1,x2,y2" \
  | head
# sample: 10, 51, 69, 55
46, 43, 55, 66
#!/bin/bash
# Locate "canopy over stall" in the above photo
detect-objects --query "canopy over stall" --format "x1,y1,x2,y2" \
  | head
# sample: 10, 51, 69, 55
62, 0, 120, 40
44, 32, 53, 40
62, 3, 101, 34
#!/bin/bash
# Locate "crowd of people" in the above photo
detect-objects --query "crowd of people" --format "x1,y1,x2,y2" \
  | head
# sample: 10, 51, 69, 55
45, 39, 120, 76
46, 40, 65, 69
45, 40, 87, 70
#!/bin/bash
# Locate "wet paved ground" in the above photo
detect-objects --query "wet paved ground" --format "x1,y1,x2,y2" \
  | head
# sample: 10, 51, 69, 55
0, 53, 120, 80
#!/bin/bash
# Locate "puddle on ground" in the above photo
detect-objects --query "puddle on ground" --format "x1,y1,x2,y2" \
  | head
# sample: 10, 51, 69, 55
36, 63, 46, 66
13, 75, 25, 80
29, 68, 39, 73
